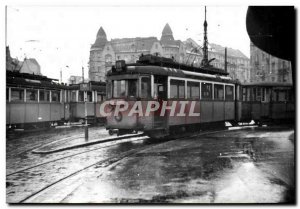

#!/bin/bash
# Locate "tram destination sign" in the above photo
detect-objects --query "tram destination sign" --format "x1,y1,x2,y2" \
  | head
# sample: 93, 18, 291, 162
80, 83, 91, 91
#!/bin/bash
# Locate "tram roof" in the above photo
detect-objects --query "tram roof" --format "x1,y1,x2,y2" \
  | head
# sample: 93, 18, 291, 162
107, 65, 234, 83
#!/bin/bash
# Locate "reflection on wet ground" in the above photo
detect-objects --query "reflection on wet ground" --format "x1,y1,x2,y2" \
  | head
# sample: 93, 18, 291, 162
7, 125, 295, 203
58, 126, 294, 203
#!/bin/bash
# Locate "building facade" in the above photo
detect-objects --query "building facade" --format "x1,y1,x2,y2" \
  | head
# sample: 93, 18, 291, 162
184, 39, 250, 83
250, 42, 292, 83
89, 24, 250, 83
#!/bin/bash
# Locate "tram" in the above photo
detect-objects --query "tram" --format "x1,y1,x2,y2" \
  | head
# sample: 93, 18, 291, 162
105, 55, 238, 138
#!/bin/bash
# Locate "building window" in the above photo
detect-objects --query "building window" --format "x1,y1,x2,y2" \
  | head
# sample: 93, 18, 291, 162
201, 83, 212, 100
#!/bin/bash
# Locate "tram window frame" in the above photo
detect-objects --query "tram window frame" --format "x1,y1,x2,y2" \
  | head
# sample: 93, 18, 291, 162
78, 91, 85, 102
140, 77, 151, 99
127, 79, 138, 98
97, 92, 103, 102
113, 80, 126, 98
256, 87, 262, 101
51, 90, 61, 102
242, 87, 247, 101
26, 89, 38, 102
11, 88, 25, 102
87, 91, 93, 102
70, 90, 77, 102
39, 90, 50, 102
201, 82, 212, 100
107, 81, 112, 99
225, 85, 234, 101
170, 79, 185, 99
187, 81, 200, 100
277, 90, 287, 102
214, 84, 224, 101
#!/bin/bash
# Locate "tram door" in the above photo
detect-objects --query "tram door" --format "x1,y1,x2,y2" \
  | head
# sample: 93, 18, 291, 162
153, 76, 168, 129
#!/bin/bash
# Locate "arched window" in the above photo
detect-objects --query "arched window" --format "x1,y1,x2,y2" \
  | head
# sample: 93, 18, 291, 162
105, 54, 112, 66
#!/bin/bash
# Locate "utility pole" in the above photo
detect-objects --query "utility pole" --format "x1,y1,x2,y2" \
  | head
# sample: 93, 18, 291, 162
201, 6, 209, 67
60, 69, 62, 83
81, 66, 88, 141
225, 47, 227, 73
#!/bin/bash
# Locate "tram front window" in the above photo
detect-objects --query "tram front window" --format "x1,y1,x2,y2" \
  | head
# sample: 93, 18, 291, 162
112, 79, 137, 98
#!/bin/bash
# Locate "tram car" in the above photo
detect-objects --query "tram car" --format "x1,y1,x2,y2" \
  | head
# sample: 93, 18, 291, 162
6, 71, 69, 129
68, 81, 106, 124
105, 55, 237, 138
236, 82, 295, 124
105, 55, 295, 138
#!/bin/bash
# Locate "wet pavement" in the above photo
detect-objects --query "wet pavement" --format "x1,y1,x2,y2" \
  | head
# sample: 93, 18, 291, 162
6, 125, 295, 203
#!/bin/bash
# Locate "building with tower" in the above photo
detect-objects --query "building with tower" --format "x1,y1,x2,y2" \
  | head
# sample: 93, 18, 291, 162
88, 23, 250, 83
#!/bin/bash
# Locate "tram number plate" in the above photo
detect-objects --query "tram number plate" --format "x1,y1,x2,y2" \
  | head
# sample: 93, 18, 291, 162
80, 83, 91, 91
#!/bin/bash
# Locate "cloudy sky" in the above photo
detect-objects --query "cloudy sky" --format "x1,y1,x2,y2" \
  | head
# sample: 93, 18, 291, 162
6, 5, 250, 81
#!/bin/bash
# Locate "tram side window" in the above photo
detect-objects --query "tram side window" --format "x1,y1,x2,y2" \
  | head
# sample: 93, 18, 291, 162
242, 87, 247, 101
11, 88, 24, 101
187, 81, 200, 99
52, 91, 60, 102
87, 91, 93, 102
170, 79, 185, 99
214, 84, 224, 100
107, 81, 112, 99
71, 91, 77, 102
225, 85, 234, 101
78, 91, 84, 102
26, 89, 38, 101
201, 83, 212, 100
39, 90, 50, 102
97, 92, 103, 102
277, 90, 287, 102
256, 88, 262, 101
140, 77, 151, 98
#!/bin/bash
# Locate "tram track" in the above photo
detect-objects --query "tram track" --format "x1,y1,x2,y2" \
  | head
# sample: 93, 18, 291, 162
7, 134, 148, 177
8, 127, 253, 203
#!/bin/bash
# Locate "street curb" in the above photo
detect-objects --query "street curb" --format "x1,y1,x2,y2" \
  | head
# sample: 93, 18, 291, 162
32, 134, 145, 154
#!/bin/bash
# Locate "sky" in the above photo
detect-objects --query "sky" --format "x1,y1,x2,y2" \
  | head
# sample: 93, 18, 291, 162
6, 5, 250, 82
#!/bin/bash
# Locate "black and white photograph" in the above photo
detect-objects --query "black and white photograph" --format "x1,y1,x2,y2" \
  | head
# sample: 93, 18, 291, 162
4, 1, 296, 204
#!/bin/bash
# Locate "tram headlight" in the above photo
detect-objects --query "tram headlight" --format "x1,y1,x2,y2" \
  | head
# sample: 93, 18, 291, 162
114, 112, 123, 122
